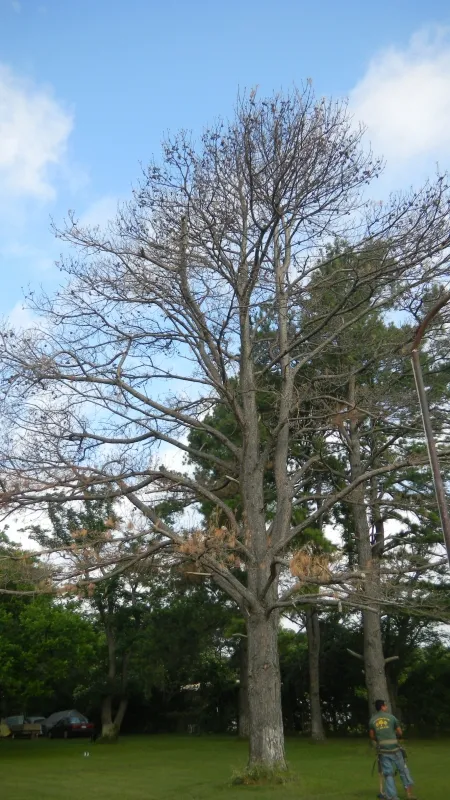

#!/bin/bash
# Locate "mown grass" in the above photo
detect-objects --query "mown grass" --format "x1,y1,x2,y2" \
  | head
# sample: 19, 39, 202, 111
0, 735, 444, 799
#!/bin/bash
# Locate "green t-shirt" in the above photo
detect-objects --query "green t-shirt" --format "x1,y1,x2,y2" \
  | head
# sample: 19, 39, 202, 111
369, 712, 400, 751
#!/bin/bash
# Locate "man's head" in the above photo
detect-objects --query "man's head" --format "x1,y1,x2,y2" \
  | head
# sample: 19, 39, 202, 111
375, 699, 388, 712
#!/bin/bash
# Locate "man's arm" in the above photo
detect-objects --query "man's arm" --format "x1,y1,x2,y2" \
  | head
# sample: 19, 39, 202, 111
395, 725, 403, 738
369, 728, 377, 746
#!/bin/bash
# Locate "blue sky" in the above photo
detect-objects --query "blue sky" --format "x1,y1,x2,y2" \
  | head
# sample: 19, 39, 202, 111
1, 0, 450, 326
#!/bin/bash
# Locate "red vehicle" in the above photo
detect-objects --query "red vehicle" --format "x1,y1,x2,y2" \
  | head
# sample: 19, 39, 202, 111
44, 710, 94, 739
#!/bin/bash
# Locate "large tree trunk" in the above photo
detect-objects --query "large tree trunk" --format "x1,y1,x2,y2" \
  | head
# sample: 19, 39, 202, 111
231, 227, 291, 773
247, 611, 286, 768
98, 625, 129, 741
100, 695, 128, 741
348, 379, 390, 713
100, 695, 117, 740
362, 601, 389, 710
354, 493, 390, 711
238, 637, 250, 738
305, 607, 326, 742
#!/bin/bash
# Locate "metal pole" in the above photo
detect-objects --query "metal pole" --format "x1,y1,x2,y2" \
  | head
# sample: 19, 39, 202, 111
411, 348, 450, 565
411, 291, 450, 567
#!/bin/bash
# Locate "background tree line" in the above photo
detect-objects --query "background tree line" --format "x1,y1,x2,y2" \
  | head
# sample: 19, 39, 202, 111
2, 522, 450, 740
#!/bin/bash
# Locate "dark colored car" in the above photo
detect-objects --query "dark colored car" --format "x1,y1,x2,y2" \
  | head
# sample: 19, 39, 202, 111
45, 712, 94, 739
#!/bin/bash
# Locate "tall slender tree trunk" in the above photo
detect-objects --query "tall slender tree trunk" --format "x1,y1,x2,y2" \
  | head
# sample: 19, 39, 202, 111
247, 610, 285, 768
386, 671, 399, 719
353, 489, 390, 711
100, 625, 117, 740
238, 637, 250, 738
99, 627, 129, 741
114, 697, 128, 731
348, 379, 390, 713
305, 607, 325, 742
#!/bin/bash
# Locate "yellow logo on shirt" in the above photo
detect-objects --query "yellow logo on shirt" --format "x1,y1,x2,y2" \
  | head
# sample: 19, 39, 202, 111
375, 718, 390, 729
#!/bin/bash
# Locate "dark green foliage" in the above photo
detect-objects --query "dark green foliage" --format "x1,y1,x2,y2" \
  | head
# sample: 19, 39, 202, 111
0, 594, 97, 717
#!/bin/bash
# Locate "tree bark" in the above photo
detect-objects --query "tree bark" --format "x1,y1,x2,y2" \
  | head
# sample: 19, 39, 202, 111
238, 637, 250, 738
99, 624, 117, 740
114, 697, 128, 731
305, 607, 326, 742
348, 379, 390, 714
386, 670, 400, 719
100, 695, 117, 741
100, 695, 128, 741
98, 625, 129, 741
247, 611, 286, 768
361, 598, 390, 711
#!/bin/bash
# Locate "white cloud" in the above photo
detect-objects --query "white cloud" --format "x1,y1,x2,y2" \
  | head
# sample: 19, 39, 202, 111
0, 63, 73, 200
350, 27, 450, 171
11, 0, 21, 12
7, 301, 35, 330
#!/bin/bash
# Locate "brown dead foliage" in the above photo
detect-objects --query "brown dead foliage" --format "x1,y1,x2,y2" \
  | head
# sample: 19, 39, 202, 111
178, 525, 242, 579
290, 550, 330, 582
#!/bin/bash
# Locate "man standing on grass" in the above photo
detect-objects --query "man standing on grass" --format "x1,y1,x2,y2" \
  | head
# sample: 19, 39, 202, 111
369, 700, 416, 800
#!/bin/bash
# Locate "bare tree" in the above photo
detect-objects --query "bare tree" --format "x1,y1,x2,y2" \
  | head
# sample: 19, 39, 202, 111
1, 87, 450, 770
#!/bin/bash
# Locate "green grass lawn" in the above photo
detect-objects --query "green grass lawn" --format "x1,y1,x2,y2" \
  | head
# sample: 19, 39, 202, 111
0, 735, 444, 799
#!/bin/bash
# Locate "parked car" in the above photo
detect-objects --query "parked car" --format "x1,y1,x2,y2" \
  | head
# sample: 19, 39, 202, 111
4, 715, 45, 739
43, 709, 83, 734
44, 710, 94, 739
